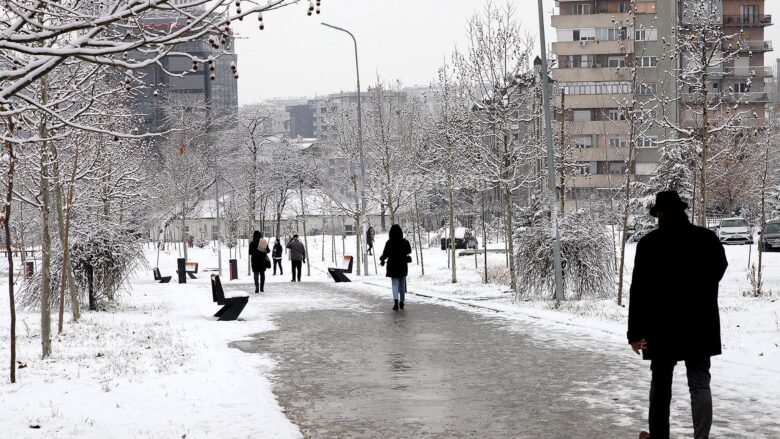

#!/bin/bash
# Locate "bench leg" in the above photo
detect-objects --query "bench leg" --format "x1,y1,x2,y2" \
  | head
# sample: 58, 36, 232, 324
329, 269, 351, 283
159, 276, 171, 284
187, 272, 197, 279
218, 298, 247, 321
214, 304, 230, 318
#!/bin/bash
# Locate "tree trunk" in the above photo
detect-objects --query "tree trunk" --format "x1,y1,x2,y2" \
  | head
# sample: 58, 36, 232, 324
299, 182, 310, 277
4, 138, 17, 382
698, 48, 710, 227
40, 143, 53, 358
413, 190, 425, 276
87, 265, 96, 311
447, 172, 457, 284
482, 187, 488, 284
51, 147, 80, 332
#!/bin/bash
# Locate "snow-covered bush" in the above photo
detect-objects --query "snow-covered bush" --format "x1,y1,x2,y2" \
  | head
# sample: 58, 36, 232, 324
514, 210, 615, 300
194, 234, 209, 248
70, 222, 146, 310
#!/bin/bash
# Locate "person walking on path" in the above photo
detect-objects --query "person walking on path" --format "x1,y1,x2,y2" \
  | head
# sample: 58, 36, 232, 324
379, 224, 412, 311
286, 233, 306, 282
628, 190, 728, 439
272, 237, 284, 276
366, 226, 375, 256
249, 231, 271, 293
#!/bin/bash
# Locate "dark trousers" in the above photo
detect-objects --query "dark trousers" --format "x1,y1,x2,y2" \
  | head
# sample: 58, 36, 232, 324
273, 259, 283, 275
253, 270, 265, 292
291, 260, 302, 282
649, 357, 712, 439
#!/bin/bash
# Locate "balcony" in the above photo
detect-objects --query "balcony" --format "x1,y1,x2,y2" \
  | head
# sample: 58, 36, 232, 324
570, 147, 630, 162
680, 92, 770, 104
553, 66, 628, 82
552, 39, 634, 56
734, 40, 773, 52
557, 93, 633, 109
566, 120, 627, 136
551, 12, 632, 29
723, 66, 773, 77
723, 15, 772, 27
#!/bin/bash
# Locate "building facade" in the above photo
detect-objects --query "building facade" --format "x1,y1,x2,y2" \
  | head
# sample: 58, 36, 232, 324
552, 0, 772, 209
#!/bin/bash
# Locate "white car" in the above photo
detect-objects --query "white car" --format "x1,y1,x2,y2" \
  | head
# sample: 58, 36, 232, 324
716, 217, 753, 245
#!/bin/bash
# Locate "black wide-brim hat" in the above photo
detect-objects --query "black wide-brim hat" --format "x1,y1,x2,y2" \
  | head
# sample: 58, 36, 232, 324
649, 190, 688, 217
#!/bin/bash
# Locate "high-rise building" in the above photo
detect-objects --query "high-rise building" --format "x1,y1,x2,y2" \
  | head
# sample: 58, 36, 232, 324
133, 13, 239, 134
551, 0, 772, 209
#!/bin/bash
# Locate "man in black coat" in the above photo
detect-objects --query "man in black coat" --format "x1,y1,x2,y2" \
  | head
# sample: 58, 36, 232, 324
628, 190, 728, 439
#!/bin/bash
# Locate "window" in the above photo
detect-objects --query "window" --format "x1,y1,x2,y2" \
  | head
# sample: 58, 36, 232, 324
574, 3, 591, 15
636, 56, 657, 68
606, 27, 627, 41
562, 81, 632, 95
597, 161, 631, 175
608, 109, 626, 121
573, 110, 592, 122
608, 57, 626, 68
635, 2, 656, 14
735, 82, 750, 93
635, 28, 658, 41
573, 30, 581, 41
635, 109, 657, 123
618, 3, 629, 13
609, 137, 628, 148
573, 163, 592, 176
636, 83, 658, 95
636, 136, 658, 148
575, 136, 594, 148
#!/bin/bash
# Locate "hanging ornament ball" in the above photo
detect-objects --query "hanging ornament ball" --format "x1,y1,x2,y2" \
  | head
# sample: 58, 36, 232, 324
113, 136, 119, 142
234, 74, 239, 80
316, 7, 320, 14
210, 74, 216, 81
259, 24, 265, 30
307, 10, 312, 16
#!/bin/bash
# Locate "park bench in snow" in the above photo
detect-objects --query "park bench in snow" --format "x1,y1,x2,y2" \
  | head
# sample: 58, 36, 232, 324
152, 267, 171, 283
176, 262, 199, 279
210, 274, 248, 321
328, 256, 353, 283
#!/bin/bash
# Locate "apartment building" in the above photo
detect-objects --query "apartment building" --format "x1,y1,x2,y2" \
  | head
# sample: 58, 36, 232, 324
551, 0, 772, 209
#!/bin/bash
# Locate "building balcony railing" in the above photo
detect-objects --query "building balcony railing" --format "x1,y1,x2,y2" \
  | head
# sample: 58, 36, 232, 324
722, 66, 773, 77
680, 92, 770, 104
552, 39, 634, 56
735, 40, 773, 52
551, 12, 632, 29
723, 15, 772, 27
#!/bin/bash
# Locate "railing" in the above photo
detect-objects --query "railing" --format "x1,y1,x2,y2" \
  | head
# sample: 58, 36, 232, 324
723, 15, 772, 26
736, 40, 773, 51
556, 61, 602, 69
681, 92, 770, 103
722, 66, 774, 77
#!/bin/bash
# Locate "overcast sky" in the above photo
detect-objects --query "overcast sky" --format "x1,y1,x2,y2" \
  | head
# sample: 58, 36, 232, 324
233, 0, 780, 105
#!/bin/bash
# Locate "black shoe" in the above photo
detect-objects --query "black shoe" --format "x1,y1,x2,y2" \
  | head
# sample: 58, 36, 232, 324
399, 301, 404, 309
255, 290, 259, 294
392, 300, 399, 311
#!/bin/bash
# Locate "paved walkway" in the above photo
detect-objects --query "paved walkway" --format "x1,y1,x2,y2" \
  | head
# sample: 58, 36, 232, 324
229, 281, 780, 438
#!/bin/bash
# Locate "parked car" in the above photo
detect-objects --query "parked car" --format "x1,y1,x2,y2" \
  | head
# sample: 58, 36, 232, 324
759, 220, 780, 252
440, 227, 478, 250
716, 217, 753, 245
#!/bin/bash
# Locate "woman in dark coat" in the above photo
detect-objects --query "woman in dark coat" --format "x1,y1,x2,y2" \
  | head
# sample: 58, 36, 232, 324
379, 224, 412, 311
249, 230, 270, 293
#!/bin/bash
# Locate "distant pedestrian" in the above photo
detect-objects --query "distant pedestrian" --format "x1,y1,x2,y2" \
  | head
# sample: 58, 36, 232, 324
628, 190, 728, 439
272, 237, 284, 275
366, 226, 375, 256
379, 224, 412, 311
249, 230, 271, 293
286, 233, 306, 282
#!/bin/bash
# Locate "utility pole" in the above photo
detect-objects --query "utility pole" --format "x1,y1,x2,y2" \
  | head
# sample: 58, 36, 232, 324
536, 0, 565, 303
322, 22, 369, 276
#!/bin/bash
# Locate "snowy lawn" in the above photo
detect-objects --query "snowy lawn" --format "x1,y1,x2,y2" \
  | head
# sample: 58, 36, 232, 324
0, 245, 301, 439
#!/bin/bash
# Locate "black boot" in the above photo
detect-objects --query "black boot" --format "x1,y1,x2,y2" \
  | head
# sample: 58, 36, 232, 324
392, 300, 399, 311
399, 301, 404, 309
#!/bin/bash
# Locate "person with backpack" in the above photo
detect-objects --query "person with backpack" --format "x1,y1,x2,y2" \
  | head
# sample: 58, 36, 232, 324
249, 230, 271, 293
379, 224, 412, 311
286, 233, 306, 282
272, 237, 283, 275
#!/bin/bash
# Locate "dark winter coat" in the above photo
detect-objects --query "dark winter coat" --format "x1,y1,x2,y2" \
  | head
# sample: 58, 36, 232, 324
286, 237, 306, 262
627, 214, 728, 361
272, 242, 283, 260
249, 231, 270, 272
379, 224, 412, 278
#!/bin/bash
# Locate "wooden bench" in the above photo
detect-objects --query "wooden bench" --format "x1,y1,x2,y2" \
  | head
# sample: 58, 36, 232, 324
328, 255, 353, 283
210, 274, 248, 321
152, 267, 171, 283
176, 262, 199, 279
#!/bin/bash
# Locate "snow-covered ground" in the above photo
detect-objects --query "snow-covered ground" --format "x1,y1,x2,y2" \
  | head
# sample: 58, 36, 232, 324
0, 231, 778, 437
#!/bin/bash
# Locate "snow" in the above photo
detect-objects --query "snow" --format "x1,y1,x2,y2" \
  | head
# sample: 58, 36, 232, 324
1, 230, 778, 436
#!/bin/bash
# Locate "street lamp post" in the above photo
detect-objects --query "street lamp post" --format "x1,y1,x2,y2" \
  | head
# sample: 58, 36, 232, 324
322, 22, 369, 276
536, 0, 565, 302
